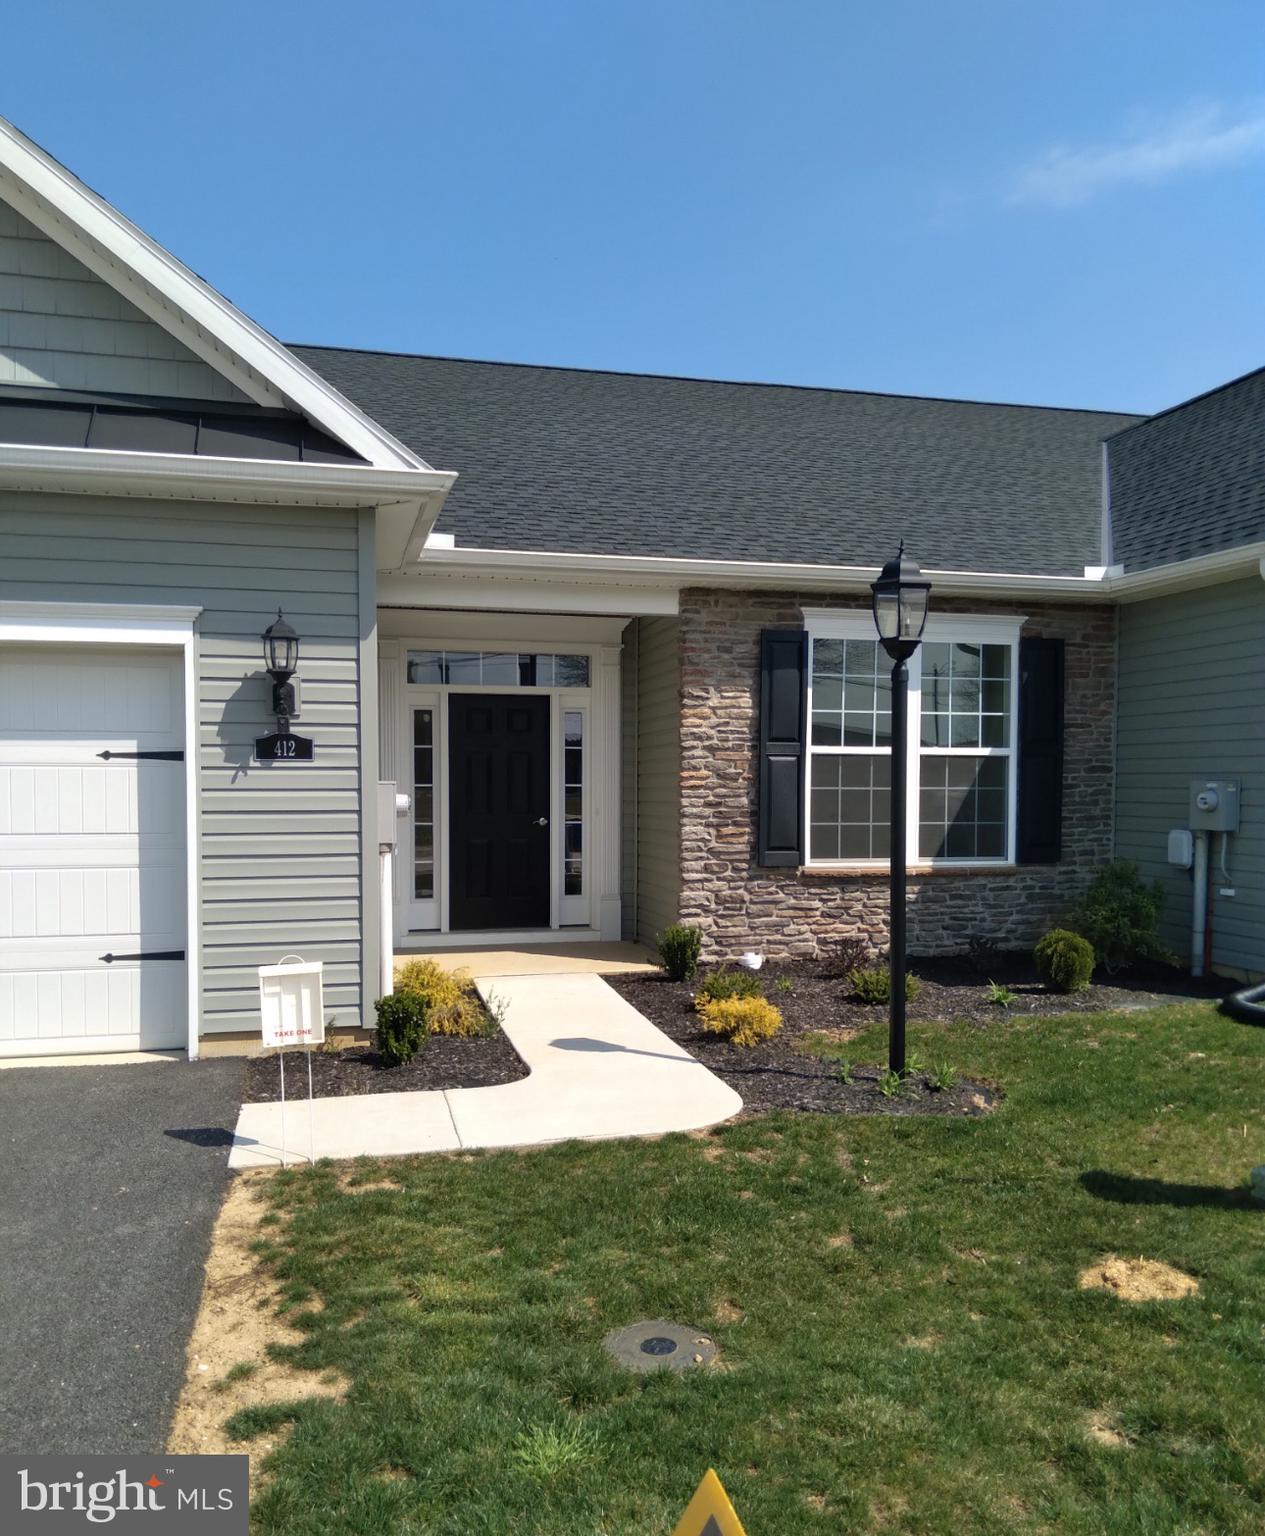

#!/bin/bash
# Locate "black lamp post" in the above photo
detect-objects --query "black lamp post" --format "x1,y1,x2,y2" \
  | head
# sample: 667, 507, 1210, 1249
870, 544, 931, 1077
262, 609, 300, 729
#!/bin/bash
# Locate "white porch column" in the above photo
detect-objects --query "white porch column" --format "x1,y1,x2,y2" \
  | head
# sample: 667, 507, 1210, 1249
378, 640, 402, 943
592, 641, 623, 940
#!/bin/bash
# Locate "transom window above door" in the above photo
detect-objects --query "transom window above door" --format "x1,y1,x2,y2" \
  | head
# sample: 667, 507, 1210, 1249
406, 650, 591, 687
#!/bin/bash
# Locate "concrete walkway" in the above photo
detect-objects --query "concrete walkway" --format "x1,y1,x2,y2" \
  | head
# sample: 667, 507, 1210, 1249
229, 973, 741, 1168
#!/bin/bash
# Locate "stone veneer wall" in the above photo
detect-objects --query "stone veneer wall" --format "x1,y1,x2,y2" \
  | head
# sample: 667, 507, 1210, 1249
678, 588, 1116, 959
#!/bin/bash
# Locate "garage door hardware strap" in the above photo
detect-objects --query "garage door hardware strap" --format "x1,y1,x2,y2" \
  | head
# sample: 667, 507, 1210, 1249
99, 951, 186, 964
96, 750, 185, 761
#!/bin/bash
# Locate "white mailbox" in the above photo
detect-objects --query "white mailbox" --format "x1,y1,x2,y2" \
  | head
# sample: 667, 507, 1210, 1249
258, 957, 325, 1049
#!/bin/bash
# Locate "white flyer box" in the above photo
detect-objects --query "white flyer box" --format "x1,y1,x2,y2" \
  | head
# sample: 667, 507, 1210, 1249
259, 957, 325, 1049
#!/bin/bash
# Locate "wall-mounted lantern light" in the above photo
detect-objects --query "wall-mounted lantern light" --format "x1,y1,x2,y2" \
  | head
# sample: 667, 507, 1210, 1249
263, 609, 300, 729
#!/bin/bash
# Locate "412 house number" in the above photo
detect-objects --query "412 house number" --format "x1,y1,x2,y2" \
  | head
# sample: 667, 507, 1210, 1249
254, 731, 315, 762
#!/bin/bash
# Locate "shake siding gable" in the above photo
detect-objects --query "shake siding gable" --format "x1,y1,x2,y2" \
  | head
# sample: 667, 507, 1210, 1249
0, 197, 250, 401
0, 492, 366, 1035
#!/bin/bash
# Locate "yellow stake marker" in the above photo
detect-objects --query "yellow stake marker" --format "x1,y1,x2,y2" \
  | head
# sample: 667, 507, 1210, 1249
671, 1469, 748, 1536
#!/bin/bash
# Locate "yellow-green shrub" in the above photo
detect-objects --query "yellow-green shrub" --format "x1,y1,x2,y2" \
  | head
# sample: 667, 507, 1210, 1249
698, 995, 783, 1047
394, 958, 488, 1036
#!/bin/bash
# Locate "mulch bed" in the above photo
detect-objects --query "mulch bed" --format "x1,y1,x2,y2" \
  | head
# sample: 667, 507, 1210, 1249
242, 1029, 528, 1103
608, 952, 1226, 1118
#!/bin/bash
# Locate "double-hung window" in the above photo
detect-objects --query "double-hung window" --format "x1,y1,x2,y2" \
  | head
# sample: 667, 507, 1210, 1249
804, 611, 1022, 867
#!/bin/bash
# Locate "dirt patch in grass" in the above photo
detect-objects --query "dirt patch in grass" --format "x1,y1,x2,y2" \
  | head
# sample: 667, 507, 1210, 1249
243, 1027, 527, 1102
1078, 1255, 1200, 1301
1085, 1411, 1132, 1447
167, 1173, 348, 1464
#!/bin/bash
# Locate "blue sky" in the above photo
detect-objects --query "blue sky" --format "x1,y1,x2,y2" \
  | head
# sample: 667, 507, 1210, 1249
5, 1, 1264, 412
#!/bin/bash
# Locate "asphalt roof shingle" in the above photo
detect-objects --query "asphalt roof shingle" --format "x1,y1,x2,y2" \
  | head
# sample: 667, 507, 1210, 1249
1107, 366, 1265, 573
292, 347, 1142, 577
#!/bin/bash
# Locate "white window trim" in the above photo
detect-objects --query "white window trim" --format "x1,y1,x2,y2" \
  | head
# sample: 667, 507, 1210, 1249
0, 599, 202, 1058
801, 610, 1025, 871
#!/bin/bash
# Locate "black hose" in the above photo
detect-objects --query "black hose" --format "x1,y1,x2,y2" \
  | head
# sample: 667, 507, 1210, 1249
1221, 980, 1265, 1026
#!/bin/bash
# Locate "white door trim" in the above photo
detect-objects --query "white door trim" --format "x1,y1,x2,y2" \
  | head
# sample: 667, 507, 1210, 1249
382, 626, 623, 946
0, 600, 202, 1058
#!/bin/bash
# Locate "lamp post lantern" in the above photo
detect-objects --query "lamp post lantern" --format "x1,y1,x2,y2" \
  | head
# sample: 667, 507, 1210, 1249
870, 544, 931, 1077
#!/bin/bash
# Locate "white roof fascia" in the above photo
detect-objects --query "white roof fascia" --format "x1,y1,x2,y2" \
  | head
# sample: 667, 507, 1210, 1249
414, 541, 1265, 604
0, 441, 453, 563
0, 117, 439, 475
412, 545, 1114, 601
1109, 540, 1265, 603
0, 441, 452, 503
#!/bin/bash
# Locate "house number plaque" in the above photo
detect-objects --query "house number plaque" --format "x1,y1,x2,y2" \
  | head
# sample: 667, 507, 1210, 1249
254, 731, 315, 762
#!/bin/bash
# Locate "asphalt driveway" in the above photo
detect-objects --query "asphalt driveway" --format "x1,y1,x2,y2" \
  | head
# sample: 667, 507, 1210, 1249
0, 1057, 244, 1454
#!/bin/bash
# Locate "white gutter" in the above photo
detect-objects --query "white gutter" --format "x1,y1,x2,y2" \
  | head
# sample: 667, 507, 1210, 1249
408, 544, 1111, 599
0, 442, 457, 571
395, 538, 1265, 606
1109, 541, 1265, 602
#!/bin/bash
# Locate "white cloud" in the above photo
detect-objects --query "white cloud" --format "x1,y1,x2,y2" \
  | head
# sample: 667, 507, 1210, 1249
1011, 103, 1265, 207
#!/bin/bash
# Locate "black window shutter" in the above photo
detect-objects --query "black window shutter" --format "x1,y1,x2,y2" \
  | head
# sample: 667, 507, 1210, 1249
1017, 637, 1064, 864
758, 628, 807, 867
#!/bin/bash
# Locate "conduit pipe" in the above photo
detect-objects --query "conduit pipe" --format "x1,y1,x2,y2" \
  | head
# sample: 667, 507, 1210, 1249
1190, 831, 1209, 979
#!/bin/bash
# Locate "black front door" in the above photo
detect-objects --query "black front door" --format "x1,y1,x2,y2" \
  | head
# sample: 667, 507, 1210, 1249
448, 694, 551, 930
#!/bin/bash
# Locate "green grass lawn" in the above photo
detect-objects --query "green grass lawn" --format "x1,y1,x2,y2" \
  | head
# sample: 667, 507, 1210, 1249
244, 1001, 1265, 1535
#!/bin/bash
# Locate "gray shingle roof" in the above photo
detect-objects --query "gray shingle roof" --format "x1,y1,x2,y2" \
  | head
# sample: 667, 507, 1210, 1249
1107, 366, 1265, 572
292, 347, 1141, 577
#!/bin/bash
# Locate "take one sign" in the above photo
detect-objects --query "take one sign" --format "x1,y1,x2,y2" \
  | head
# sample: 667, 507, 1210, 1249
258, 959, 325, 1048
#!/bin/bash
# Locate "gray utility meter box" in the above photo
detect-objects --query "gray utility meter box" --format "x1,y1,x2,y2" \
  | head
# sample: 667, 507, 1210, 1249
1188, 777, 1241, 833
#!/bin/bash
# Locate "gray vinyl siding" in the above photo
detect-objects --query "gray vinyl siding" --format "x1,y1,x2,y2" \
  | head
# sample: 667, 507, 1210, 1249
0, 198, 248, 400
622, 616, 681, 943
0, 492, 366, 1033
1115, 577, 1265, 977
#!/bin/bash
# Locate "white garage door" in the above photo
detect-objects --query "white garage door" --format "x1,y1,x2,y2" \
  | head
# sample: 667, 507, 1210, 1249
0, 647, 187, 1055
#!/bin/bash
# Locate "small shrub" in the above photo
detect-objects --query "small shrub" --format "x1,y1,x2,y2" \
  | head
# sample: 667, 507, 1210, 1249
394, 957, 487, 1036
1034, 928, 1095, 994
373, 991, 428, 1065
847, 965, 921, 1005
929, 1061, 959, 1091
878, 1068, 903, 1098
966, 934, 1001, 974
774, 975, 795, 994
694, 966, 762, 1010
832, 935, 872, 977
698, 995, 783, 1047
986, 979, 1017, 1009
658, 924, 703, 982
1069, 861, 1170, 972
837, 1060, 855, 1085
